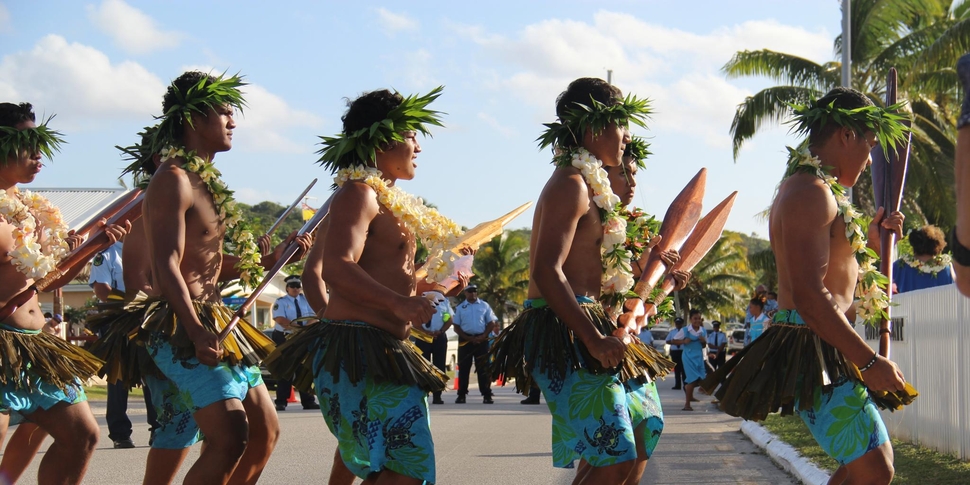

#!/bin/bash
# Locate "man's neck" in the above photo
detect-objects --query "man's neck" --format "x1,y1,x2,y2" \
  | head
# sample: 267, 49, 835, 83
915, 254, 934, 262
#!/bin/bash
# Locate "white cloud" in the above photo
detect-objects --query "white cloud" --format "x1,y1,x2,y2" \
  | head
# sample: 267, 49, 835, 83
0, 3, 11, 34
87, 0, 185, 54
236, 84, 324, 154
375, 8, 418, 36
477, 112, 515, 138
0, 35, 165, 125
455, 11, 832, 148
233, 187, 280, 205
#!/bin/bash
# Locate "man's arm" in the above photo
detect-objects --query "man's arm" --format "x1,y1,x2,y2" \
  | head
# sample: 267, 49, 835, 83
92, 282, 112, 302
302, 220, 330, 314
782, 178, 906, 392
145, 165, 220, 365
532, 171, 625, 368
219, 231, 311, 282
955, 128, 970, 295
322, 182, 434, 336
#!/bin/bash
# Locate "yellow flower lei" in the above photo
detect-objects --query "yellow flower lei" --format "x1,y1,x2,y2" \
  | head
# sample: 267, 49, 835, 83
788, 148, 889, 324
0, 187, 70, 279
161, 146, 263, 289
900, 252, 951, 275
569, 148, 636, 298
335, 165, 463, 284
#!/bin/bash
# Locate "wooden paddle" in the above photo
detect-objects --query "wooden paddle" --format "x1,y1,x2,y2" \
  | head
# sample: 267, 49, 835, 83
870, 67, 912, 360
632, 168, 707, 301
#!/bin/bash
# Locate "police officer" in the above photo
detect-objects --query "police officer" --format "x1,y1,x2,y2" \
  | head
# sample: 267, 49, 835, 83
415, 297, 454, 405
452, 284, 498, 404
666, 317, 687, 389
272, 275, 320, 411
89, 240, 159, 448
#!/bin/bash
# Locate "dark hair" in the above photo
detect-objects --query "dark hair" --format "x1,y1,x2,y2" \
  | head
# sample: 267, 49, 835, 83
688, 309, 701, 317
749, 297, 765, 309
44, 312, 52, 319
0, 102, 36, 129
554, 78, 623, 149
767, 291, 777, 299
162, 71, 214, 140
909, 225, 947, 256
342, 89, 404, 136
808, 87, 874, 146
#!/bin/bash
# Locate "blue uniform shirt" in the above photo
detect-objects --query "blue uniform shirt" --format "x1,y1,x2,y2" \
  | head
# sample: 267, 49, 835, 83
272, 293, 314, 332
424, 299, 455, 333
453, 299, 497, 335
88, 241, 125, 292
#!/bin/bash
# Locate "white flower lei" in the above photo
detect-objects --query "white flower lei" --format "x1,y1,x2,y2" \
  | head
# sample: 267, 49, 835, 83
335, 165, 463, 284
901, 252, 951, 275
160, 146, 263, 288
790, 148, 890, 324
0, 187, 70, 279
570, 148, 635, 298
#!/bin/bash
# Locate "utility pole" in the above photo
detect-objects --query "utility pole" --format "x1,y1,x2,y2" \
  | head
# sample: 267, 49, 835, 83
842, 0, 851, 87
607, 69, 613, 84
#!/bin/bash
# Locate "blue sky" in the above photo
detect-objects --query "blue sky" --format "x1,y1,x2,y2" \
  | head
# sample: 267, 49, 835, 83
0, 1, 843, 237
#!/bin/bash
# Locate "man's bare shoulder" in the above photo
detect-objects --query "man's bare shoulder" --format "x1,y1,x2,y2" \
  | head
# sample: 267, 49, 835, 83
146, 160, 192, 194
539, 167, 588, 205
330, 180, 380, 213
774, 173, 837, 220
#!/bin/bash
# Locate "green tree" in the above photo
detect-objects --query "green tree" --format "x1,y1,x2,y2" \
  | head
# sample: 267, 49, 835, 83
676, 232, 756, 321
235, 200, 308, 276
725, 0, 970, 233
470, 230, 530, 326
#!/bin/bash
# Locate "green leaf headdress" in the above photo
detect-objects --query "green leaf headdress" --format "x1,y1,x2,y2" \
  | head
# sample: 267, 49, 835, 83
316, 86, 445, 174
151, 71, 248, 155
537, 93, 652, 167
624, 135, 652, 169
786, 98, 910, 156
0, 115, 65, 165
118, 124, 160, 186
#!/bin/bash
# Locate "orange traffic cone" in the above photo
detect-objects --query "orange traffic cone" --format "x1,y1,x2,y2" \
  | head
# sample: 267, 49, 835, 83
496, 374, 505, 387
287, 386, 299, 403
452, 365, 459, 390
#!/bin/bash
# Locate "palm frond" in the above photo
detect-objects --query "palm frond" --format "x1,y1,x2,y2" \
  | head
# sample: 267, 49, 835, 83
729, 86, 820, 161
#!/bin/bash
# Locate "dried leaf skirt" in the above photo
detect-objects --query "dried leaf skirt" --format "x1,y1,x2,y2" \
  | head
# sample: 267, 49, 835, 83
701, 309, 918, 421
488, 298, 675, 395
263, 319, 448, 394
86, 294, 161, 387
0, 324, 103, 392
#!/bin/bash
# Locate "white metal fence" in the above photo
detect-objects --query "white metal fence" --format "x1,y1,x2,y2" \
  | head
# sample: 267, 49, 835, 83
855, 284, 970, 460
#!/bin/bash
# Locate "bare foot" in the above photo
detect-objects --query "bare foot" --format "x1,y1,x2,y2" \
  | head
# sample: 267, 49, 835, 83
682, 406, 693, 411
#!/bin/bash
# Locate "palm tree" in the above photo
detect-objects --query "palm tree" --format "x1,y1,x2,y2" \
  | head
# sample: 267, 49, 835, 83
470, 230, 530, 326
725, 0, 970, 233
677, 232, 756, 321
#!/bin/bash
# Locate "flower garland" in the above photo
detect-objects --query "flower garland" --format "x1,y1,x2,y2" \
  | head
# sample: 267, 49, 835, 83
0, 187, 70, 279
569, 148, 639, 300
900, 252, 951, 276
334, 165, 463, 284
160, 146, 263, 289
786, 147, 889, 324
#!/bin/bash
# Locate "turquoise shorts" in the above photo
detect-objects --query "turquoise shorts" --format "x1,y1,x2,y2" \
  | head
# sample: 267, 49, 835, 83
625, 380, 664, 459
313, 321, 435, 484
0, 377, 86, 415
796, 376, 890, 465
147, 333, 264, 411
143, 374, 203, 449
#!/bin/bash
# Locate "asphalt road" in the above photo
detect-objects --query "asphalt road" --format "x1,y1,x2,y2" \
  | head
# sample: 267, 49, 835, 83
12, 382, 796, 484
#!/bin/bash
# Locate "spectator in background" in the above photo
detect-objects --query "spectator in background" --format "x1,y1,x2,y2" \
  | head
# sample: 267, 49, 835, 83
707, 321, 727, 371
271, 275, 320, 411
893, 225, 955, 293
453, 284, 499, 404
416, 296, 455, 405
666, 317, 686, 390
671, 309, 707, 411
764, 291, 779, 317
744, 298, 770, 346
42, 312, 62, 337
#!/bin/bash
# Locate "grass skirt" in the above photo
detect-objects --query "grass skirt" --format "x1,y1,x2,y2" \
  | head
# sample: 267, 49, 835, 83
701, 311, 918, 421
488, 300, 675, 395
263, 319, 448, 394
140, 299, 274, 368
87, 293, 161, 387
0, 325, 103, 392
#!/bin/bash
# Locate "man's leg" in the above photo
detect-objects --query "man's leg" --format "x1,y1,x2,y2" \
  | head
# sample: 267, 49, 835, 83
623, 420, 650, 485
142, 448, 192, 485
430, 336, 447, 403
472, 341, 493, 401
328, 448, 357, 485
570, 461, 635, 485
955, 54, 970, 295
831, 441, 894, 485
143, 385, 159, 443
0, 422, 48, 484
360, 469, 423, 485
106, 379, 134, 447
27, 400, 99, 484
670, 350, 683, 389
456, 342, 473, 403
187, 399, 250, 484
271, 331, 292, 410
227, 385, 280, 485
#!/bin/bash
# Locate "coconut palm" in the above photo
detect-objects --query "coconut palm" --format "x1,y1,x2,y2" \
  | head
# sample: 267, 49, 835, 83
677, 232, 756, 321
725, 0, 970, 232
470, 230, 530, 325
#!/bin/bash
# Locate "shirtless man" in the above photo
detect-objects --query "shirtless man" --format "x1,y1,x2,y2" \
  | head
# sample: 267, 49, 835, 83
489, 78, 663, 485
141, 71, 306, 485
953, 54, 970, 296
0, 101, 128, 484
704, 87, 912, 485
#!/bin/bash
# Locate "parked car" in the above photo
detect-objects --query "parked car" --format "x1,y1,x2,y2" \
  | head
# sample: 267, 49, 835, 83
728, 328, 746, 355
261, 329, 278, 391
647, 326, 671, 357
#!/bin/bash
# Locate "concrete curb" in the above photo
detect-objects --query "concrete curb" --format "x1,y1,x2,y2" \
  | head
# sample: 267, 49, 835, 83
740, 420, 832, 485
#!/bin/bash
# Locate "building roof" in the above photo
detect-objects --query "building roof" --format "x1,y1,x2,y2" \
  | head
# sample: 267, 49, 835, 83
31, 187, 129, 230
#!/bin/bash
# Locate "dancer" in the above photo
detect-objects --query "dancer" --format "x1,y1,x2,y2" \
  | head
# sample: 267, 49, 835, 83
489, 78, 671, 485
0, 101, 129, 484
265, 87, 456, 484
703, 87, 917, 485
953, 54, 970, 296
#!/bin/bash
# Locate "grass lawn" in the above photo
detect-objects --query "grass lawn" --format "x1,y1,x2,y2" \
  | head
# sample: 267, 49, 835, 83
82, 385, 144, 401
760, 414, 970, 484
